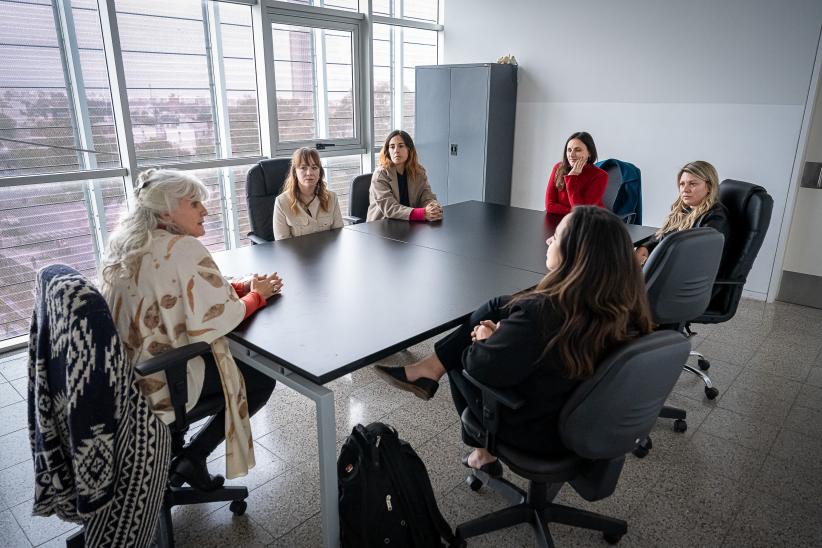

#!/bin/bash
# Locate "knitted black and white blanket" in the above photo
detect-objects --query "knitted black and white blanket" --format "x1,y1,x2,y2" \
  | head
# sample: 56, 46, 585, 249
28, 264, 171, 547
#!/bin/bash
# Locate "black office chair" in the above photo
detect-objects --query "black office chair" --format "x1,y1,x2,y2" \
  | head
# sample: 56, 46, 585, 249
245, 158, 290, 243
455, 330, 691, 546
688, 180, 774, 370
29, 265, 249, 548
343, 172, 371, 224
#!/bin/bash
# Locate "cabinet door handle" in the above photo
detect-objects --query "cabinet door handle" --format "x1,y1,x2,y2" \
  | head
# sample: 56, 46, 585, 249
450, 143, 458, 156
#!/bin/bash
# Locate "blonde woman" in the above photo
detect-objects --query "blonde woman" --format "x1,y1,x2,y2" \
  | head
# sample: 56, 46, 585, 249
273, 147, 343, 240
636, 161, 730, 268
101, 169, 281, 490
366, 129, 442, 222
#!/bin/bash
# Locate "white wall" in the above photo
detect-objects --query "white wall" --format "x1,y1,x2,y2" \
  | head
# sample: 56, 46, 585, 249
442, 0, 822, 298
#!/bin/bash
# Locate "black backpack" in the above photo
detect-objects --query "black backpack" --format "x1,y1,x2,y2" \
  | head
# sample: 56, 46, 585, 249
338, 422, 460, 548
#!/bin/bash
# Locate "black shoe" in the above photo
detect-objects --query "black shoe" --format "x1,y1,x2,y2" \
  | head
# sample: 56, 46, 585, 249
374, 365, 439, 401
462, 453, 503, 478
169, 454, 225, 492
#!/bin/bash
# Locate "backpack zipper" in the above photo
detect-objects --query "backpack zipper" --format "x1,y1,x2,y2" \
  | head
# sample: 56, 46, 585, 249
385, 494, 392, 511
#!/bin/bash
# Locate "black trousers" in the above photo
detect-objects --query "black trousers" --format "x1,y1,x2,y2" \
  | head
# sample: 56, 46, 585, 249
185, 354, 277, 460
435, 295, 511, 448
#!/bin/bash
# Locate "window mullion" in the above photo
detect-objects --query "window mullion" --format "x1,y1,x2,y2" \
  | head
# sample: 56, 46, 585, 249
203, 0, 240, 248
314, 29, 329, 140
54, 0, 108, 261
97, 0, 139, 206
392, 26, 403, 131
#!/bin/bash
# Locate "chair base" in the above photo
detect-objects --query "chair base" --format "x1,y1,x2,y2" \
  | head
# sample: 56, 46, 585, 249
456, 473, 627, 547
155, 485, 249, 548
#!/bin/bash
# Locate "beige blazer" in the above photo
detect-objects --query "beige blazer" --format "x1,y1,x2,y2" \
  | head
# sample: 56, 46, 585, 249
366, 165, 439, 221
273, 190, 344, 240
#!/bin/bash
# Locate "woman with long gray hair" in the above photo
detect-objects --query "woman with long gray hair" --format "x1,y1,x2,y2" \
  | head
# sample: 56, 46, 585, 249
101, 169, 280, 490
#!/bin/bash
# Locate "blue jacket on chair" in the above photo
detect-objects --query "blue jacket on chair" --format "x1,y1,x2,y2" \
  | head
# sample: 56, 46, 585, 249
596, 159, 642, 224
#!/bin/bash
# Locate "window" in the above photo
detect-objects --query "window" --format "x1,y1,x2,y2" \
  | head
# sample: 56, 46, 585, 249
269, 11, 362, 153
0, 0, 119, 176
0, 178, 127, 340
374, 0, 439, 23
372, 24, 437, 140
116, 0, 261, 163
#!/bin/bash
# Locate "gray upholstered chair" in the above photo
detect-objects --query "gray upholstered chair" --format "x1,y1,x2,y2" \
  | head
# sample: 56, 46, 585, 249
454, 330, 690, 546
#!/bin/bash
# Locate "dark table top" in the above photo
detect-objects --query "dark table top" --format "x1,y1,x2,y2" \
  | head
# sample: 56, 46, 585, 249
345, 201, 658, 274
213, 228, 543, 384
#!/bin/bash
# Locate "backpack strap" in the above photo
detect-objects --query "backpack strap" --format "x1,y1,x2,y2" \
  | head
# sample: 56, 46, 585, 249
413, 449, 457, 545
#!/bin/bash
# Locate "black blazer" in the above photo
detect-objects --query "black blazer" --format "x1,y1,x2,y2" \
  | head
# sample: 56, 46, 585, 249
644, 202, 732, 274
462, 295, 581, 456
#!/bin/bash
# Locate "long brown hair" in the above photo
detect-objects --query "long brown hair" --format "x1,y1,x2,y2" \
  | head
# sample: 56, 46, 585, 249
281, 147, 332, 215
379, 129, 423, 180
554, 131, 598, 191
516, 206, 653, 379
655, 160, 719, 238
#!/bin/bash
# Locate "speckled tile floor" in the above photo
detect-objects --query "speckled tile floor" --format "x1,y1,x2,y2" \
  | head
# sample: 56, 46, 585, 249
2, 298, 822, 547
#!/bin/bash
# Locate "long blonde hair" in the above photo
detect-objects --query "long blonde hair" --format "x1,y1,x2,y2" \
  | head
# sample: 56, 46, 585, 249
656, 161, 720, 238
281, 147, 332, 215
101, 169, 209, 285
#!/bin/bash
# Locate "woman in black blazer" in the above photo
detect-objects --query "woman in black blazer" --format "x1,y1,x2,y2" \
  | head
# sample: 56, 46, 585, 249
635, 160, 731, 271
376, 206, 654, 473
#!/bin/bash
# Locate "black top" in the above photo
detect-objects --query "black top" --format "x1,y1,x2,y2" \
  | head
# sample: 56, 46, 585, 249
397, 170, 410, 207
464, 295, 580, 455
643, 202, 732, 274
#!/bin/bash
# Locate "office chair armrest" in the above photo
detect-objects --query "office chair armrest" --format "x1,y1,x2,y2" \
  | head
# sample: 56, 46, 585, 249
713, 278, 745, 286
135, 342, 212, 376
343, 215, 364, 225
462, 370, 525, 411
248, 232, 271, 245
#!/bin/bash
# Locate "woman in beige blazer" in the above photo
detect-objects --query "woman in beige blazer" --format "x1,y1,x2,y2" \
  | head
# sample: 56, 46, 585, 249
273, 147, 344, 240
366, 130, 443, 222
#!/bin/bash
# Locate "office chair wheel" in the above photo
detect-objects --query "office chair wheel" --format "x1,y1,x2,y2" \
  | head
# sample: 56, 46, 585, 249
697, 358, 710, 371
603, 531, 623, 544
673, 419, 687, 433
704, 386, 719, 400
466, 474, 484, 492
229, 500, 247, 516
632, 436, 652, 458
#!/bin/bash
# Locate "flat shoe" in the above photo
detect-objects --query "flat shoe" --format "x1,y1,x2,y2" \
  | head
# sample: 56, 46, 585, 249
462, 453, 503, 478
169, 455, 225, 492
374, 365, 439, 401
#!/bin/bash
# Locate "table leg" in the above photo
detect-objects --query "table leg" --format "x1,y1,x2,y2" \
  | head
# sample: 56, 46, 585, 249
316, 389, 339, 547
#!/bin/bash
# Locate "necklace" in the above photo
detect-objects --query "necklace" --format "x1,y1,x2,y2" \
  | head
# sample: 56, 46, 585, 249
300, 194, 317, 216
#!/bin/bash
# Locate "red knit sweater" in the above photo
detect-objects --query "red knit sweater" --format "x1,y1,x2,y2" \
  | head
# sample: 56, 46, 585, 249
544, 162, 608, 215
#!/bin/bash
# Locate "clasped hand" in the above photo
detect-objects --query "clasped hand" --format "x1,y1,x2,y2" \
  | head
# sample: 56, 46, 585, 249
425, 201, 443, 222
471, 320, 499, 342
245, 272, 283, 299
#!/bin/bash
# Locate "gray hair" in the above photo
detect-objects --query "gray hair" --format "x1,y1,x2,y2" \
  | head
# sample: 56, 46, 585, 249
101, 169, 209, 285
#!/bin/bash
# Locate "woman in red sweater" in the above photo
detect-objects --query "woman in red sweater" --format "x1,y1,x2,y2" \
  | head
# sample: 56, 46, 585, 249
545, 131, 608, 216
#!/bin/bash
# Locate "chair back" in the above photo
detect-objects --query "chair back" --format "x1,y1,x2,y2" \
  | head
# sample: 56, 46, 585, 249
245, 158, 291, 242
643, 227, 724, 326
596, 158, 642, 224
349, 173, 372, 221
29, 264, 170, 545
559, 330, 690, 460
601, 162, 623, 212
700, 180, 773, 320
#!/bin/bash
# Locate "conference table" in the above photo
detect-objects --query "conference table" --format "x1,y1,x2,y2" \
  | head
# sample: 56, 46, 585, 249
211, 201, 656, 547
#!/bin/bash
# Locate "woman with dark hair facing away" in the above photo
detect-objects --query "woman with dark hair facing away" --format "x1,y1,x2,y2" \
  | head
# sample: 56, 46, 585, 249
375, 206, 653, 472
634, 160, 730, 269
366, 129, 443, 222
101, 169, 281, 491
273, 147, 344, 240
545, 131, 608, 216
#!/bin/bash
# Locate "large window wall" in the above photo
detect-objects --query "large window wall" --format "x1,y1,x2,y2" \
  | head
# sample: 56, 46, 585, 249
0, 0, 441, 345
